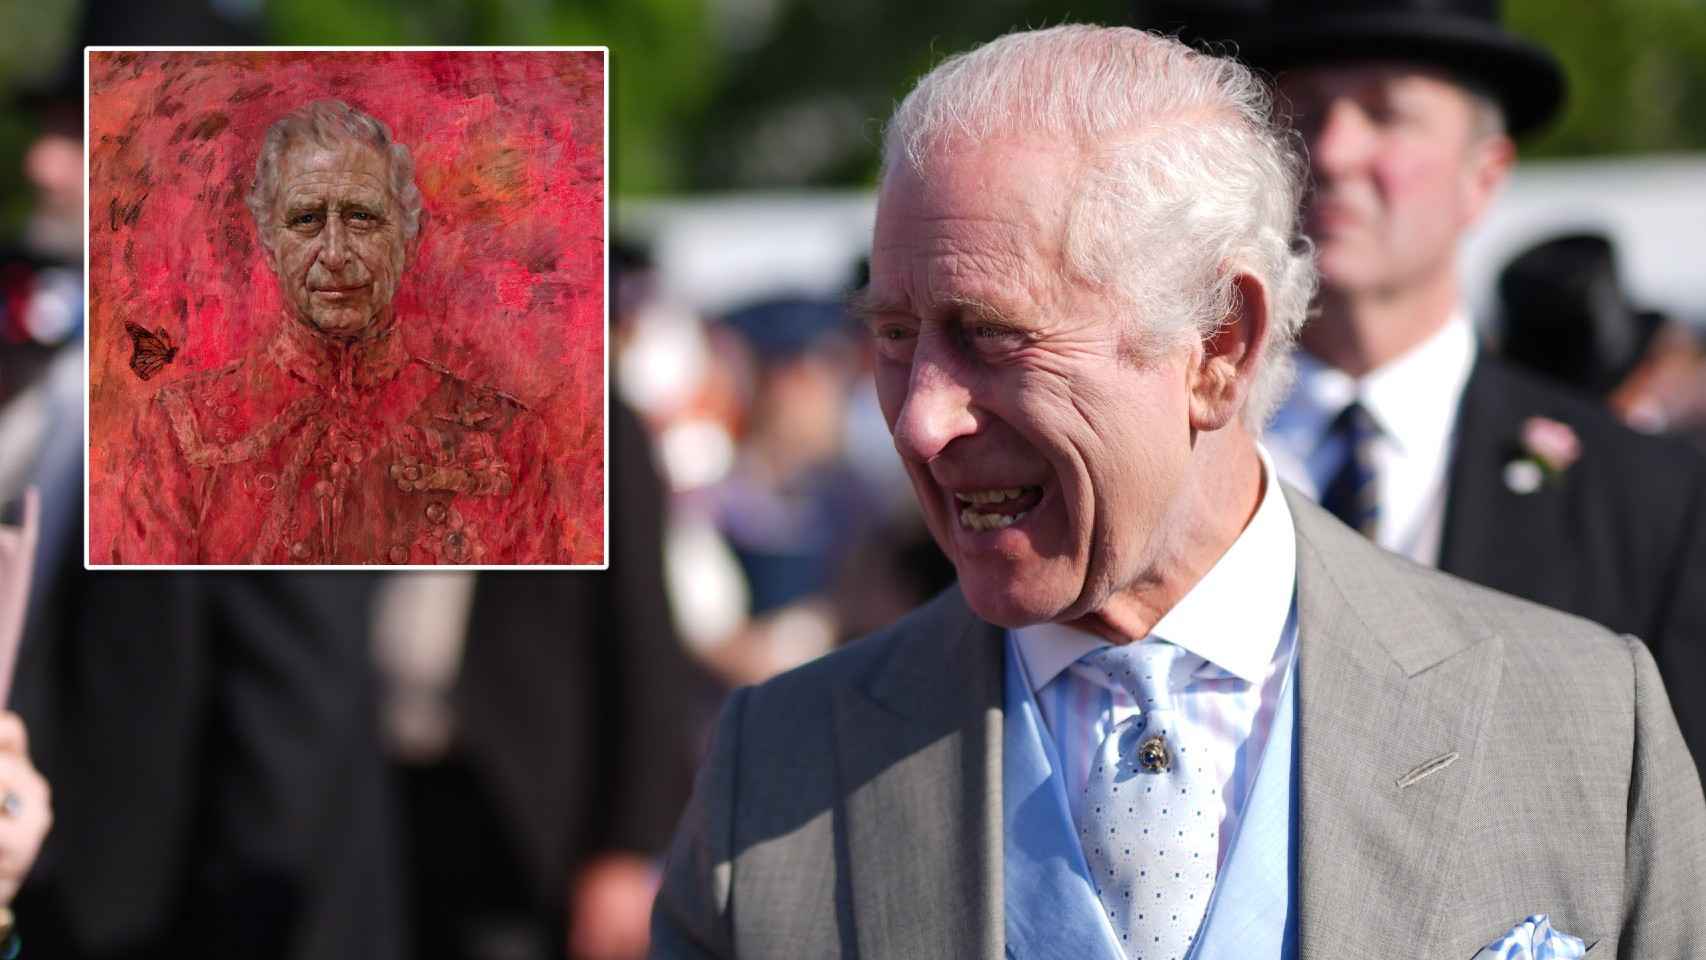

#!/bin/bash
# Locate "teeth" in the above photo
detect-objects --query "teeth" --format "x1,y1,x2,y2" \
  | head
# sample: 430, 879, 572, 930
958, 507, 1028, 531
955, 487, 1027, 505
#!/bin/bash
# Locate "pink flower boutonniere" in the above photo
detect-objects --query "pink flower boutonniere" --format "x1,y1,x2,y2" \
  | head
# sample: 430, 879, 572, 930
1503, 417, 1581, 495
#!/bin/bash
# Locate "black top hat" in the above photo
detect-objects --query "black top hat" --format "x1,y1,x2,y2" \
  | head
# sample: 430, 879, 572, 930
1235, 0, 1567, 136
1498, 232, 1662, 396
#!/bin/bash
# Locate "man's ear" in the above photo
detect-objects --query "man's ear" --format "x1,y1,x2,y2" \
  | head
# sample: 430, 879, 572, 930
259, 229, 278, 276
405, 209, 428, 266
1461, 132, 1514, 226
1188, 271, 1270, 432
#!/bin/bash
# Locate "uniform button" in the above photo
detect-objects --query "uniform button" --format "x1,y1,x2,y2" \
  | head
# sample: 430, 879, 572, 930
388, 545, 409, 564
290, 541, 310, 560
425, 502, 448, 524
313, 479, 334, 498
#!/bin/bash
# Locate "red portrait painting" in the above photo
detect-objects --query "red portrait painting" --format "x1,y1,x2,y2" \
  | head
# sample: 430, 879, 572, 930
87, 50, 606, 566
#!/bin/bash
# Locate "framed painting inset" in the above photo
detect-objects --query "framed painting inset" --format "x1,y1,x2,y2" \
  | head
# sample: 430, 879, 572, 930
86, 48, 607, 568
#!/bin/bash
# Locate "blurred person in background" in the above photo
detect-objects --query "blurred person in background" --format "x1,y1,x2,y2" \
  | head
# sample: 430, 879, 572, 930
610, 241, 754, 674
5, 3, 405, 958
0, 712, 51, 955
1188, 0, 1706, 776
1499, 231, 1706, 447
374, 398, 721, 960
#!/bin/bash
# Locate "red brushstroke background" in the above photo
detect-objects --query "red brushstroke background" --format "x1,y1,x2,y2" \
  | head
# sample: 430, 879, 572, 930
87, 50, 606, 563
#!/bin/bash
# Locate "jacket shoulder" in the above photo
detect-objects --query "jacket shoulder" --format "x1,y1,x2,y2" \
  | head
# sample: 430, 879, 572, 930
737, 587, 971, 724
1294, 487, 1638, 676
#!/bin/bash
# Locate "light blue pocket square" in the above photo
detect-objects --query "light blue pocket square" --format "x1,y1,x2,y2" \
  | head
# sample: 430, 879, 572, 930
1470, 914, 1591, 959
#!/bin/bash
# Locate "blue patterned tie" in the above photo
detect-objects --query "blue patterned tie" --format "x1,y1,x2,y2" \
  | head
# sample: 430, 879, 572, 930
1320, 401, 1380, 538
1079, 641, 1216, 960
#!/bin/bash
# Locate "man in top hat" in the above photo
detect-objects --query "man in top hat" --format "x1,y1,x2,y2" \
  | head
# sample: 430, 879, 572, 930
1233, 0, 1706, 776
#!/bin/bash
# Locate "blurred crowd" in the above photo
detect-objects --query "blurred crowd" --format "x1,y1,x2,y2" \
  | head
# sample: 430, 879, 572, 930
1, 0, 1705, 959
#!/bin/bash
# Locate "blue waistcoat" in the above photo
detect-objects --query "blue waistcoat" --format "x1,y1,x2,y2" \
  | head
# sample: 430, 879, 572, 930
1003, 632, 1298, 960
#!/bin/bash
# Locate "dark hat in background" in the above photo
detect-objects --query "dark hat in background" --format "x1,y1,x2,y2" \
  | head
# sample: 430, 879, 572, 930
1249, 0, 1564, 135
1134, 0, 1566, 137
1498, 232, 1662, 396
718, 297, 854, 366
1131, 0, 1269, 53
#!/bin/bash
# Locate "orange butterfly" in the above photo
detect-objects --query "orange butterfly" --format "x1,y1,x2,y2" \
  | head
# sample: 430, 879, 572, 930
123, 322, 179, 381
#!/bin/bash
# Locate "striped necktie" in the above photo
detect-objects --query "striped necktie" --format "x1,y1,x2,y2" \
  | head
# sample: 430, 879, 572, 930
1320, 401, 1380, 538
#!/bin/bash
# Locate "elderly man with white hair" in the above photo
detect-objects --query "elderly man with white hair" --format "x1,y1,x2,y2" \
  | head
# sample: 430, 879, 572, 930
650, 24, 1706, 960
117, 99, 562, 564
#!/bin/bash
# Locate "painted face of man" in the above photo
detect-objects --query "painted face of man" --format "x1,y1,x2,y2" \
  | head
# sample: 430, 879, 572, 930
265, 138, 411, 338
863, 140, 1202, 629
1279, 62, 1508, 299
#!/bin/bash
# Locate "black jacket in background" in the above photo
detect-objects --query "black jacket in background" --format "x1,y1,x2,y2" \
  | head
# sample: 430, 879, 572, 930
1440, 354, 1706, 782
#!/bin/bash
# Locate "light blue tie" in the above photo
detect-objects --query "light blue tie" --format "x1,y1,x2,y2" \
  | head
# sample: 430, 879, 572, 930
1079, 641, 1216, 960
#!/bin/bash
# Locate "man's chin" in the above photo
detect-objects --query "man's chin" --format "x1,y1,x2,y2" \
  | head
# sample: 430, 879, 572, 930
958, 568, 1073, 629
304, 309, 381, 338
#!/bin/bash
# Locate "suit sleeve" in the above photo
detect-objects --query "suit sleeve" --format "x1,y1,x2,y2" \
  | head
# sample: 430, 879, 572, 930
1618, 634, 1706, 958
650, 686, 747, 960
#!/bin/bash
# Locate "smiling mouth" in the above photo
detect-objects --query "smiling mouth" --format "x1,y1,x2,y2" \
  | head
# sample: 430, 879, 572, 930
955, 486, 1044, 531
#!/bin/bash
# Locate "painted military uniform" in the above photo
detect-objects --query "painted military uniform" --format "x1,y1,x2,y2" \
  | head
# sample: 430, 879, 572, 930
118, 318, 563, 564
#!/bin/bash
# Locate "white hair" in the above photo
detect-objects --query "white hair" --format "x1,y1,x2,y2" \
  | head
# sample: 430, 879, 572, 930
882, 25, 1316, 428
246, 99, 426, 249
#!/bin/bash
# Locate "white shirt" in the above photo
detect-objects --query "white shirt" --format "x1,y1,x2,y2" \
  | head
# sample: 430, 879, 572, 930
1266, 311, 1477, 565
1011, 447, 1297, 865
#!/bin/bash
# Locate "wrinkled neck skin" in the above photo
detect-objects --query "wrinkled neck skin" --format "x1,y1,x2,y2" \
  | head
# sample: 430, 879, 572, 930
289, 303, 397, 348
1065, 424, 1264, 645
1303, 266, 1460, 378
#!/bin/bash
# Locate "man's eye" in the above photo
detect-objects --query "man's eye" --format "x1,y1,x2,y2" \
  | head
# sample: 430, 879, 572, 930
289, 212, 322, 227
967, 323, 1021, 347
348, 211, 376, 221
871, 322, 917, 360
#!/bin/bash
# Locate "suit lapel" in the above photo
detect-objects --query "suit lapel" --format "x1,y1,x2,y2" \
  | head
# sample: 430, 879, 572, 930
834, 589, 1005, 960
1288, 490, 1505, 959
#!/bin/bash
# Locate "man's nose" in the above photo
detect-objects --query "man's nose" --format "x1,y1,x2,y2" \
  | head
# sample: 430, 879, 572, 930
890, 337, 978, 465
319, 217, 349, 271
1308, 99, 1375, 179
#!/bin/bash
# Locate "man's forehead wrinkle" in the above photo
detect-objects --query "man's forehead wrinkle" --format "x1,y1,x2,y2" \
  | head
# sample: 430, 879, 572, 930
281, 174, 392, 207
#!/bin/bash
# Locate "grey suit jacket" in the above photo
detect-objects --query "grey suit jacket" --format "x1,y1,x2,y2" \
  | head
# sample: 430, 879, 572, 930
652, 489, 1706, 958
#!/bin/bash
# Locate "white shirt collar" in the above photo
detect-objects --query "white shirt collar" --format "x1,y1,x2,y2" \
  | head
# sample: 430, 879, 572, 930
1272, 310, 1476, 459
1012, 446, 1298, 690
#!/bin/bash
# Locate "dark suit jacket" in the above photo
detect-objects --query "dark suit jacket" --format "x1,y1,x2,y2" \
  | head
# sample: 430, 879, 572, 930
450, 399, 720, 920
1440, 355, 1706, 781
11, 349, 402, 960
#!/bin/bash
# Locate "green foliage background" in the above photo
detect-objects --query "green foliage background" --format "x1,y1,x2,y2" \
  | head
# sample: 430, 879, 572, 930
2, 0, 1704, 220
